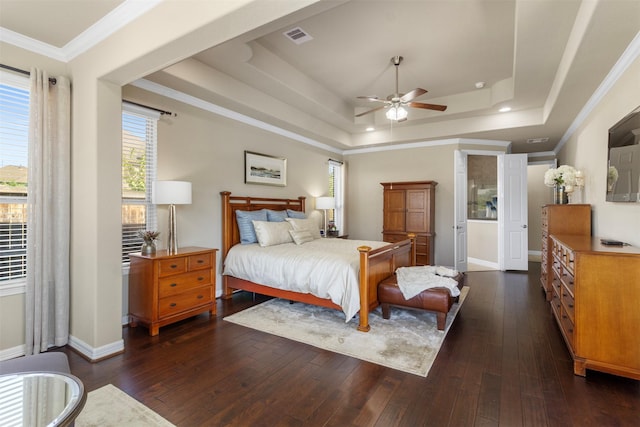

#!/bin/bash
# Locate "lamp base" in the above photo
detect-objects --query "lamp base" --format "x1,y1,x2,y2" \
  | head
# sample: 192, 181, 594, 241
168, 204, 178, 254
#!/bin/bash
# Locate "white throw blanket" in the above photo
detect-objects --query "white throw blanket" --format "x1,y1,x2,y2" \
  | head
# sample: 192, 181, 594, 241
395, 266, 461, 300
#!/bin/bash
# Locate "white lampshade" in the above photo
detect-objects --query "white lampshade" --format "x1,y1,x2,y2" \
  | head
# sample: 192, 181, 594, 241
316, 196, 335, 210
152, 181, 192, 205
386, 106, 408, 121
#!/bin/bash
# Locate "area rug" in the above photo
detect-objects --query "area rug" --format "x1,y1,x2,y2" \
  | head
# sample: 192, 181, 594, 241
75, 383, 175, 427
224, 286, 468, 377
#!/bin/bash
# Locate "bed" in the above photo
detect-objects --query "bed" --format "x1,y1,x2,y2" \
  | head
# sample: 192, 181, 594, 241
220, 191, 416, 332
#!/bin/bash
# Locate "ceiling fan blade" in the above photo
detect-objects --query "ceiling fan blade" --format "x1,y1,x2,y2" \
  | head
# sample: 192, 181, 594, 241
357, 96, 386, 103
400, 88, 427, 103
355, 105, 386, 117
408, 102, 448, 112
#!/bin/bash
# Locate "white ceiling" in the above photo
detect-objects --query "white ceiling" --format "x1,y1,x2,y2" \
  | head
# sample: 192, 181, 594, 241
2, 0, 639, 154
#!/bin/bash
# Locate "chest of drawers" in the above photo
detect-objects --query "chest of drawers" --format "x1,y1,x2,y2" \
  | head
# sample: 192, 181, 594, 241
550, 235, 640, 379
128, 247, 217, 336
540, 205, 590, 300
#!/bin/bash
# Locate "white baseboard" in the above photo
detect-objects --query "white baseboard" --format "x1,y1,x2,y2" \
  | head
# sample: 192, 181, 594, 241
0, 345, 26, 361
528, 250, 542, 262
467, 257, 499, 269
68, 334, 124, 362
2, 337, 125, 363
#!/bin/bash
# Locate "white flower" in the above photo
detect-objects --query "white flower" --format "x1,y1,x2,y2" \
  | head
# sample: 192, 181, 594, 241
543, 165, 577, 187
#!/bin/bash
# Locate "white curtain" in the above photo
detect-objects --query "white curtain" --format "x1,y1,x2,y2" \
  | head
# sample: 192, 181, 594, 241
25, 68, 71, 354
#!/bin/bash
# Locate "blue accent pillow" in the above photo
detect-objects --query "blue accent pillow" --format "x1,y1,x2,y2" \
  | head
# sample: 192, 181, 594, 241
287, 209, 306, 219
266, 209, 288, 222
236, 209, 267, 244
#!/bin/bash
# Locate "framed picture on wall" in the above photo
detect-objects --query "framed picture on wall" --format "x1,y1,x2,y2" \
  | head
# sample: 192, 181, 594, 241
244, 151, 287, 186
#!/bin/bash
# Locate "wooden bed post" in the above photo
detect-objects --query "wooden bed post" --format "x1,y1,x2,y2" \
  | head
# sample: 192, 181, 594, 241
357, 245, 372, 332
220, 191, 233, 299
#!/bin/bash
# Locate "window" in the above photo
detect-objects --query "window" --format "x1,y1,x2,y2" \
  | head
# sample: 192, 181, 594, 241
467, 155, 497, 220
0, 72, 30, 289
121, 103, 159, 264
328, 159, 344, 233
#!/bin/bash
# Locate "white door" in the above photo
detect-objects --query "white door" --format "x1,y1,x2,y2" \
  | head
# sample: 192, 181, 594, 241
453, 150, 467, 272
499, 153, 528, 270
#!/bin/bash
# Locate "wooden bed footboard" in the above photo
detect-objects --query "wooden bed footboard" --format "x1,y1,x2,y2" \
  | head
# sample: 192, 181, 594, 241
220, 191, 416, 332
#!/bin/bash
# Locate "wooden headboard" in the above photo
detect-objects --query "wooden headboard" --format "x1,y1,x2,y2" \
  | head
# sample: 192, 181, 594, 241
220, 191, 306, 260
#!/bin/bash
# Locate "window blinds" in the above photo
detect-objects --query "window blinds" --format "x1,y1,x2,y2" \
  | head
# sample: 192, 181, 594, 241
0, 72, 30, 283
121, 103, 159, 264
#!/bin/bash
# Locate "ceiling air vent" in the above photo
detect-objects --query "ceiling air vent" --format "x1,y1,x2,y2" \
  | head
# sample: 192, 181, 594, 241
283, 27, 313, 45
527, 137, 549, 144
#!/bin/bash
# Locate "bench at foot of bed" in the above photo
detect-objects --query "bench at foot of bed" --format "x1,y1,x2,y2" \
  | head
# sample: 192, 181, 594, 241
377, 272, 465, 330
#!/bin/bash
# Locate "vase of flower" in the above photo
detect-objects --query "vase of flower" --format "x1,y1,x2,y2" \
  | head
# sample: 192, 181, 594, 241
138, 230, 160, 255
545, 165, 578, 205
554, 185, 568, 204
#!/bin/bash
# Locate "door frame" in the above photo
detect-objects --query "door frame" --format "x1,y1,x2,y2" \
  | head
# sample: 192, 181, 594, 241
454, 149, 503, 271
454, 149, 529, 271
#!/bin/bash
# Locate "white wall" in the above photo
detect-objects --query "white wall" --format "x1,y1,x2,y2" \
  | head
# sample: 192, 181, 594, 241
558, 55, 640, 247
467, 220, 498, 264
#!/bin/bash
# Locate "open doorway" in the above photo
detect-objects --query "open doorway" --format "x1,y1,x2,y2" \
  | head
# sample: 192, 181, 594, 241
467, 154, 499, 271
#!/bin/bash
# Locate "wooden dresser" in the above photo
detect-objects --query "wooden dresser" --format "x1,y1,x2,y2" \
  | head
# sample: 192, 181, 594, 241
540, 204, 591, 300
549, 234, 640, 379
128, 247, 217, 336
381, 181, 436, 265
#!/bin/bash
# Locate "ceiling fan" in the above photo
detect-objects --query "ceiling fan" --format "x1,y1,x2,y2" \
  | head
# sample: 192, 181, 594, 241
355, 56, 447, 122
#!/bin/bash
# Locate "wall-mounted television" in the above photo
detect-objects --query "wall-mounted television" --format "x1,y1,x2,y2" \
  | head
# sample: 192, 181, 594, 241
607, 105, 640, 202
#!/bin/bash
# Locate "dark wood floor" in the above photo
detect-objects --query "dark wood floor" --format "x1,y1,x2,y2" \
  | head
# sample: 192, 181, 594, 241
60, 263, 640, 426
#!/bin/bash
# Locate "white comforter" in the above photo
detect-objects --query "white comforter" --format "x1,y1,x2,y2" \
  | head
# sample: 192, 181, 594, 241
223, 238, 388, 321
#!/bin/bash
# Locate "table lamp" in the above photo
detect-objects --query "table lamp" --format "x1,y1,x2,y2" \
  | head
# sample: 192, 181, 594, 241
315, 196, 335, 237
152, 180, 192, 253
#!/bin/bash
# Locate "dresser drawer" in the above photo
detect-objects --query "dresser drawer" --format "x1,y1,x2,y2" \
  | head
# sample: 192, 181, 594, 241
551, 290, 562, 319
560, 309, 575, 349
158, 257, 188, 276
159, 286, 212, 318
559, 268, 575, 296
551, 272, 562, 296
561, 286, 575, 323
188, 253, 212, 270
158, 270, 212, 298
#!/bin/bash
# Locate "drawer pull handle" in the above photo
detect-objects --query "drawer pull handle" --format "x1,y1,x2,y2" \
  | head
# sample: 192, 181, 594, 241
198, 277, 204, 281
197, 295, 203, 299
170, 264, 177, 269
170, 283, 177, 287
170, 303, 177, 307
197, 259, 204, 264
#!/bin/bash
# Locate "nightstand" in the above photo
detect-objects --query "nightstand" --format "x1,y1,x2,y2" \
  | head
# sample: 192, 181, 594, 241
128, 247, 217, 336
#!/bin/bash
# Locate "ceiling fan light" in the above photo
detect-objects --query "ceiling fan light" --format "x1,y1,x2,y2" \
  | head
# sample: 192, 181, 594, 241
386, 106, 408, 121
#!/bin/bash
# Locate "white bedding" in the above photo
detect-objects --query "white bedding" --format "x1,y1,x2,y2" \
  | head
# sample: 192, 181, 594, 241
222, 238, 388, 321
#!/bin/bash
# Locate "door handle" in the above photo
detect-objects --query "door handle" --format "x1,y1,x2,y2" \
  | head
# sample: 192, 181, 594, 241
521, 225, 528, 228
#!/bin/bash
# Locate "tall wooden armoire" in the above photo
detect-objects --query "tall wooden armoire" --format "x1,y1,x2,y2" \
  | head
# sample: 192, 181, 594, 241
381, 181, 437, 265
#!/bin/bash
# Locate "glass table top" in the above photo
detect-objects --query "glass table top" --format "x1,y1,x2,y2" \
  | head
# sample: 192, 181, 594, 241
0, 371, 86, 427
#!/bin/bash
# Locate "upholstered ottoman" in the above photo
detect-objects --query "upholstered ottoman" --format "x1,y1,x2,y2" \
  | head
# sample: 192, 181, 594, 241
378, 272, 465, 330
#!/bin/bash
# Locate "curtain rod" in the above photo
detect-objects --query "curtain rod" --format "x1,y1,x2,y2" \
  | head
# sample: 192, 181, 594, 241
329, 158, 344, 165
0, 63, 57, 84
123, 100, 174, 117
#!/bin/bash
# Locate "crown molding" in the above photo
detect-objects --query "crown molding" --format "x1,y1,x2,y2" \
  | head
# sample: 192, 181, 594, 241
0, 0, 162, 62
131, 78, 344, 155
63, 0, 163, 61
0, 27, 67, 61
555, 30, 640, 155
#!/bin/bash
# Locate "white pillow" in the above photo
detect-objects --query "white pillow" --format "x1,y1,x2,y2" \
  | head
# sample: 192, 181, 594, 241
285, 218, 321, 239
289, 229, 314, 245
252, 220, 293, 247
